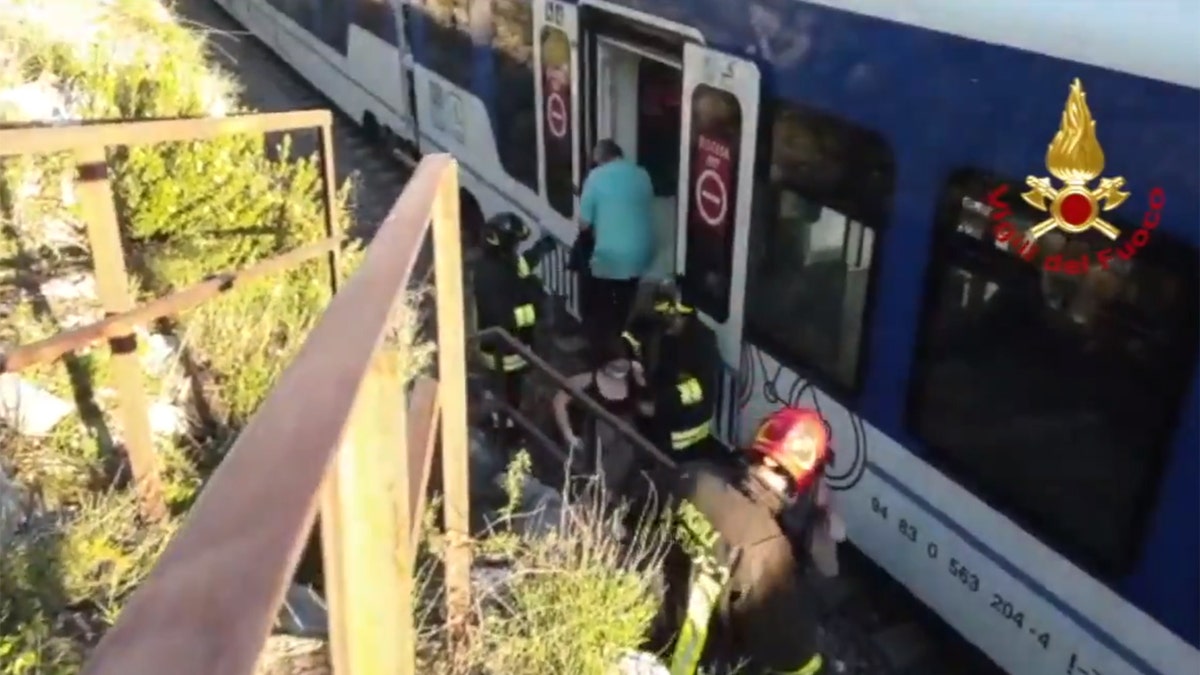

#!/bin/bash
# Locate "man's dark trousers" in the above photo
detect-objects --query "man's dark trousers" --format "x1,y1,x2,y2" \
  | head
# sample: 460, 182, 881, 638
581, 272, 639, 365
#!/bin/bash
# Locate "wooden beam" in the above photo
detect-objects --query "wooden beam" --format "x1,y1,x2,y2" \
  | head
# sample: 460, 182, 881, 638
430, 159, 472, 631
320, 352, 416, 675
74, 145, 165, 521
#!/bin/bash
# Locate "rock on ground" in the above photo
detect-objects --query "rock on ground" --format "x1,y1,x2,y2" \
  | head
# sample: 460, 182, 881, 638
255, 635, 329, 675
0, 372, 73, 435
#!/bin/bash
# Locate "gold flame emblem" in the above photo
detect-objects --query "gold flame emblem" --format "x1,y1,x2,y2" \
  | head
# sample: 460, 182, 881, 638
1023, 78, 1128, 240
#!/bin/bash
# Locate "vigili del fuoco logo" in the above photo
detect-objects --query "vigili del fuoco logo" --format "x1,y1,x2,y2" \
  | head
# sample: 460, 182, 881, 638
987, 78, 1164, 275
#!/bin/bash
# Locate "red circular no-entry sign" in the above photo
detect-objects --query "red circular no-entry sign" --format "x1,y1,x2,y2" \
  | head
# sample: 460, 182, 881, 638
546, 92, 567, 139
694, 168, 728, 227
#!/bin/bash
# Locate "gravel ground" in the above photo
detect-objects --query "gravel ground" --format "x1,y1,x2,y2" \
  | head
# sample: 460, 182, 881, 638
172, 2, 1004, 672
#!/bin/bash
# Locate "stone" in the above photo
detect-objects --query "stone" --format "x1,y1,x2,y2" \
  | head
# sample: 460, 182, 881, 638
0, 373, 73, 436
140, 330, 181, 377
254, 635, 329, 675
147, 400, 187, 436
0, 80, 71, 122
38, 273, 102, 329
609, 650, 669, 675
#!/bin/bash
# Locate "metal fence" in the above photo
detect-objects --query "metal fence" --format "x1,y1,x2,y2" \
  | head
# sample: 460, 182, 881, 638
0, 114, 472, 674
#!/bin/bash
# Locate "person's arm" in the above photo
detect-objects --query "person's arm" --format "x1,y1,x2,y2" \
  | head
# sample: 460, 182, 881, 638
552, 372, 593, 447
521, 233, 559, 270
630, 359, 647, 388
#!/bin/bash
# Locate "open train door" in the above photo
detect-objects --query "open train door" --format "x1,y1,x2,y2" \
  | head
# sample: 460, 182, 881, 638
533, 0, 581, 221
675, 44, 761, 367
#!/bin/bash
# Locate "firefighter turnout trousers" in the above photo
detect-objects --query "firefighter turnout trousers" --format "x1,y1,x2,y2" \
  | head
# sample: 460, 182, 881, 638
475, 252, 540, 444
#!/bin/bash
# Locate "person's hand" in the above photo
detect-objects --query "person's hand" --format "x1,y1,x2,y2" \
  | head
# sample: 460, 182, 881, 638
531, 233, 557, 256
565, 433, 583, 454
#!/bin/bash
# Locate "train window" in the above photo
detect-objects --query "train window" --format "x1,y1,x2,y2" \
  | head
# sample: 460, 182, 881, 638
909, 168, 1199, 575
744, 103, 895, 391
539, 26, 574, 217
267, 0, 350, 54
681, 85, 742, 322
491, 0, 538, 191
353, 0, 398, 45
414, 0, 474, 90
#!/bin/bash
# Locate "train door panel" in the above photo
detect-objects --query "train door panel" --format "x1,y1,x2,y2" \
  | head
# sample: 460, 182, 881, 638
676, 44, 761, 367
534, 0, 580, 223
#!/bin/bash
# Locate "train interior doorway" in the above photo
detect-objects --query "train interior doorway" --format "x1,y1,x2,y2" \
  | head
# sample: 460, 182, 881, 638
590, 30, 683, 283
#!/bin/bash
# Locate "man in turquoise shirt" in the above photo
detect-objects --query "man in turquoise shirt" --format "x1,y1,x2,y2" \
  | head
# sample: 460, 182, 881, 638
578, 139, 656, 364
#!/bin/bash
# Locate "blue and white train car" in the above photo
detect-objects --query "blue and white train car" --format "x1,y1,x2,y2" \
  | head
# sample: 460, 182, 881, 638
209, 0, 1200, 672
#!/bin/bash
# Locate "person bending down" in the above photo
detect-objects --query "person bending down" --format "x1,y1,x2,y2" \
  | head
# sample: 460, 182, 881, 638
552, 349, 646, 496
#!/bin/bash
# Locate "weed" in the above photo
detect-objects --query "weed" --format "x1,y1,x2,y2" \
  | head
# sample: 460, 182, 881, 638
415, 456, 671, 675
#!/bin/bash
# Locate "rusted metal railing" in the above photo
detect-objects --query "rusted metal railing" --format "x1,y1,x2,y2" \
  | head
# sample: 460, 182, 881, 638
74, 155, 469, 675
0, 111, 341, 520
1, 116, 472, 674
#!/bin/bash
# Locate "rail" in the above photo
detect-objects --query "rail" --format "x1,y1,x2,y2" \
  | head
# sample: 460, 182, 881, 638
0, 115, 471, 674
471, 326, 677, 471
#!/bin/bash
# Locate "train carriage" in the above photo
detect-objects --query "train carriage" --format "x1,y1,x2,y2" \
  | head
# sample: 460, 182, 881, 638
210, 0, 1200, 672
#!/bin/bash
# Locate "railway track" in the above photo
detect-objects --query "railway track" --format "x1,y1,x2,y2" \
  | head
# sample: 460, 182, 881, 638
175, 0, 412, 237
171, 2, 1005, 673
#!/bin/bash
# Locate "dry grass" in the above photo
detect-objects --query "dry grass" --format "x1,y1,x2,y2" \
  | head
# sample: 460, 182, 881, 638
413, 454, 672, 675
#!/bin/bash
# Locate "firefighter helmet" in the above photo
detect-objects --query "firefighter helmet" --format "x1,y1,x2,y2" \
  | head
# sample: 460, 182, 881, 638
750, 407, 831, 491
482, 212, 531, 249
651, 277, 695, 316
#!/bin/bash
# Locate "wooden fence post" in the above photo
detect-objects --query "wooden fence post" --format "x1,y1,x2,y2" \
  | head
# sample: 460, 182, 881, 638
74, 145, 166, 521
430, 160, 472, 633
320, 351, 416, 674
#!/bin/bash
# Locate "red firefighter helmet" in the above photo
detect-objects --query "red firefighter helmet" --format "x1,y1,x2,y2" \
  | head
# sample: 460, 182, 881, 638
749, 407, 831, 491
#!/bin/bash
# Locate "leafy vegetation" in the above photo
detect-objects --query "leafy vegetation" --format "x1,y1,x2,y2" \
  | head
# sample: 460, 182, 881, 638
0, 0, 357, 670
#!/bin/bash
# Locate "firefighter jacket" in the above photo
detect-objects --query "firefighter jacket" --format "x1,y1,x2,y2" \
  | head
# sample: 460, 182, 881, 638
623, 312, 718, 396
474, 245, 545, 373
642, 372, 712, 453
624, 314, 719, 453
643, 458, 824, 675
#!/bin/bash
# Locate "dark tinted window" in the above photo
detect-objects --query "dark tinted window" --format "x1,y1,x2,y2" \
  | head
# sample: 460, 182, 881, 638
491, 0, 537, 190
745, 104, 894, 390
637, 59, 682, 197
268, 0, 350, 53
680, 85, 741, 323
540, 26, 574, 217
909, 168, 1199, 575
353, 0, 398, 45
414, 0, 474, 89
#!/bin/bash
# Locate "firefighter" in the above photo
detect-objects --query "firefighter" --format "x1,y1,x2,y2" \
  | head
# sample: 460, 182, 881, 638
640, 406, 838, 675
474, 213, 557, 445
623, 280, 716, 387
623, 281, 722, 461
